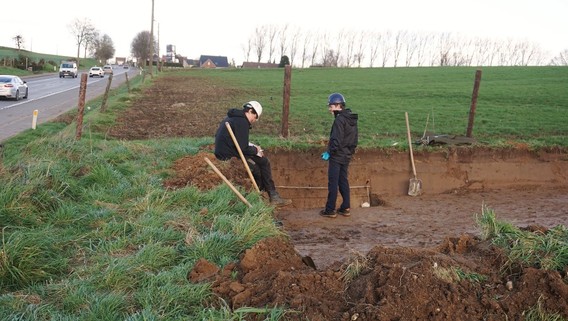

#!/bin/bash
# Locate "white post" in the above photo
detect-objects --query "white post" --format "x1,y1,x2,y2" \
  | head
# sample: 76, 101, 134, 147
32, 109, 39, 129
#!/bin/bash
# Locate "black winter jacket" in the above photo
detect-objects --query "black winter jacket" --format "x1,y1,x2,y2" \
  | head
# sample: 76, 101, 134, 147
327, 108, 358, 164
214, 108, 258, 160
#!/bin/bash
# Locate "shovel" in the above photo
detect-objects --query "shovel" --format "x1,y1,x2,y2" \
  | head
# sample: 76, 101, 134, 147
405, 112, 423, 196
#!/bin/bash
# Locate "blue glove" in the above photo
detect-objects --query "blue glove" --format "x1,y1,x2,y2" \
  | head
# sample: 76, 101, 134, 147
321, 151, 330, 161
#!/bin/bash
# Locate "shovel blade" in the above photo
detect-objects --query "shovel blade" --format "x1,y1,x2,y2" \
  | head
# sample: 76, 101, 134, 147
408, 178, 423, 196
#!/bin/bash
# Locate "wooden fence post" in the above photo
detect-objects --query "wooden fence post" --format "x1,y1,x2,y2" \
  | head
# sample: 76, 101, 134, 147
466, 69, 482, 138
101, 73, 113, 112
281, 65, 292, 138
75, 73, 88, 140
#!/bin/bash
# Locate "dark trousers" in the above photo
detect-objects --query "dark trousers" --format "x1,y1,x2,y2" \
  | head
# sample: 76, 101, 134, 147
247, 155, 276, 193
325, 159, 351, 212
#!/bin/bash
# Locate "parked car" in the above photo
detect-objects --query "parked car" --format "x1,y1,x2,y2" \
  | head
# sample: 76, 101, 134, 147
0, 75, 28, 100
103, 65, 113, 74
89, 66, 104, 78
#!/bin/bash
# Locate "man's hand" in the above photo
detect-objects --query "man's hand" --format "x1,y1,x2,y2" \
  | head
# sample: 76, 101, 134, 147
256, 145, 264, 157
321, 151, 330, 161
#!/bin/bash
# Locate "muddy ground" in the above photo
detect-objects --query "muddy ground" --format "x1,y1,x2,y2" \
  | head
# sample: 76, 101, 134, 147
109, 73, 568, 320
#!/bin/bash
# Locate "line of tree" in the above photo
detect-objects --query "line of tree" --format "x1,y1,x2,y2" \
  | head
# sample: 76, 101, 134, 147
67, 18, 116, 65
242, 24, 568, 67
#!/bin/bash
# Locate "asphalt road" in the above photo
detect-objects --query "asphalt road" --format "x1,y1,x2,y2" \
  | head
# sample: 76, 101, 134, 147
0, 66, 139, 143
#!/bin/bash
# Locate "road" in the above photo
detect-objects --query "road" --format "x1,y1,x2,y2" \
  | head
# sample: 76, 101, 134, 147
0, 66, 139, 143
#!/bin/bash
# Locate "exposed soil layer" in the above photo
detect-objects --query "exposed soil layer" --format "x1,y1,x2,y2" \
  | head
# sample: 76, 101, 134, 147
112, 72, 568, 320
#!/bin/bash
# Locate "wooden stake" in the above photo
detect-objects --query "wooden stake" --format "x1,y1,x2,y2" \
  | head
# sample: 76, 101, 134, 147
204, 157, 252, 208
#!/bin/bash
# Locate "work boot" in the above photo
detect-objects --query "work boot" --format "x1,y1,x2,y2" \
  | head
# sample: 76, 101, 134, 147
269, 191, 292, 207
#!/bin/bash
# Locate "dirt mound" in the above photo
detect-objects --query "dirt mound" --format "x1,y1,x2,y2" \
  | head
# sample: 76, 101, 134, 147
188, 236, 567, 320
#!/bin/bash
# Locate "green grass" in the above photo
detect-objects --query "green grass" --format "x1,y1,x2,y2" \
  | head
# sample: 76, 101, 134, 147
477, 205, 568, 273
0, 72, 290, 319
0, 46, 99, 75
176, 67, 568, 148
0, 66, 567, 320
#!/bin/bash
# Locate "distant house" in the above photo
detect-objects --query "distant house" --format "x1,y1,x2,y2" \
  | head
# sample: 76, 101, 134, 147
115, 57, 126, 65
184, 59, 199, 68
199, 55, 229, 68
241, 62, 279, 69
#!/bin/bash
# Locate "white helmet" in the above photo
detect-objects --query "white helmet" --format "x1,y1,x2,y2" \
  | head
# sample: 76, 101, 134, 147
244, 101, 263, 118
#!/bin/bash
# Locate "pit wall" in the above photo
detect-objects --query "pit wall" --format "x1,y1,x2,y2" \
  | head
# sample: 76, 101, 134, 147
268, 147, 568, 209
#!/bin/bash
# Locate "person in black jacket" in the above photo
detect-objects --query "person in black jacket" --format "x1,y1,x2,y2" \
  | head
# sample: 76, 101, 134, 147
214, 101, 291, 207
320, 93, 359, 218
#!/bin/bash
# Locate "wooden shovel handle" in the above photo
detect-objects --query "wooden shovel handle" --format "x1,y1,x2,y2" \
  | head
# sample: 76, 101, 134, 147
405, 112, 418, 177
204, 157, 252, 207
225, 122, 261, 193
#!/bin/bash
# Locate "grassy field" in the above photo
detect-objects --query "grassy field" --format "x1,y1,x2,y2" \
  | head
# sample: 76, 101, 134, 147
194, 66, 568, 148
0, 46, 98, 75
0, 67, 567, 320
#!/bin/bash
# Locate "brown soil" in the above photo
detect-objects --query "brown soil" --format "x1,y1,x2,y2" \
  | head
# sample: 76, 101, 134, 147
110, 72, 568, 320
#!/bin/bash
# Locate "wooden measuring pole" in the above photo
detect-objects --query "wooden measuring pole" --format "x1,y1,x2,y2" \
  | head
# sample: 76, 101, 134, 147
466, 69, 482, 138
75, 73, 88, 140
281, 65, 291, 138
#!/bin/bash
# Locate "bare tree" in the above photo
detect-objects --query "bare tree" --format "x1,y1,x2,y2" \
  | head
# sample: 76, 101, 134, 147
449, 37, 472, 66
253, 26, 267, 63
516, 41, 545, 66
278, 24, 289, 62
319, 32, 332, 66
334, 30, 346, 66
288, 27, 302, 67
404, 32, 417, 67
438, 32, 454, 66
472, 37, 491, 66
414, 32, 431, 67
300, 31, 313, 68
242, 36, 253, 63
322, 49, 339, 67
245, 23, 553, 68
550, 49, 568, 65
392, 30, 406, 67
267, 25, 278, 63
343, 30, 358, 67
354, 31, 368, 67
379, 31, 392, 67
12, 35, 24, 51
368, 31, 381, 67
310, 32, 321, 67
68, 18, 96, 63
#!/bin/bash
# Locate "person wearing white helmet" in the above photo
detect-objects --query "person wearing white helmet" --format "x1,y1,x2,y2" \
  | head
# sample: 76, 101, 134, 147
214, 100, 291, 207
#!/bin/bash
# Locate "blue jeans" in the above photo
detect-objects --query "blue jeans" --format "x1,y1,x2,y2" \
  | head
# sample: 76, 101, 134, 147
325, 159, 350, 212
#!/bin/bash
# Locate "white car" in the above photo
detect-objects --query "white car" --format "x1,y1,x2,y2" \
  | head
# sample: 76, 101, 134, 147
0, 75, 28, 100
89, 66, 104, 78
103, 65, 113, 74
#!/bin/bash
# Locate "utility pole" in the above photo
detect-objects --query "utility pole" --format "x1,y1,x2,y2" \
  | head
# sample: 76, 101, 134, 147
149, 0, 154, 76
155, 20, 160, 73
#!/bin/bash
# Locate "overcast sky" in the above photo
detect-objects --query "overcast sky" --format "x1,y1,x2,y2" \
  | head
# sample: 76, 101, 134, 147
2, 0, 566, 65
